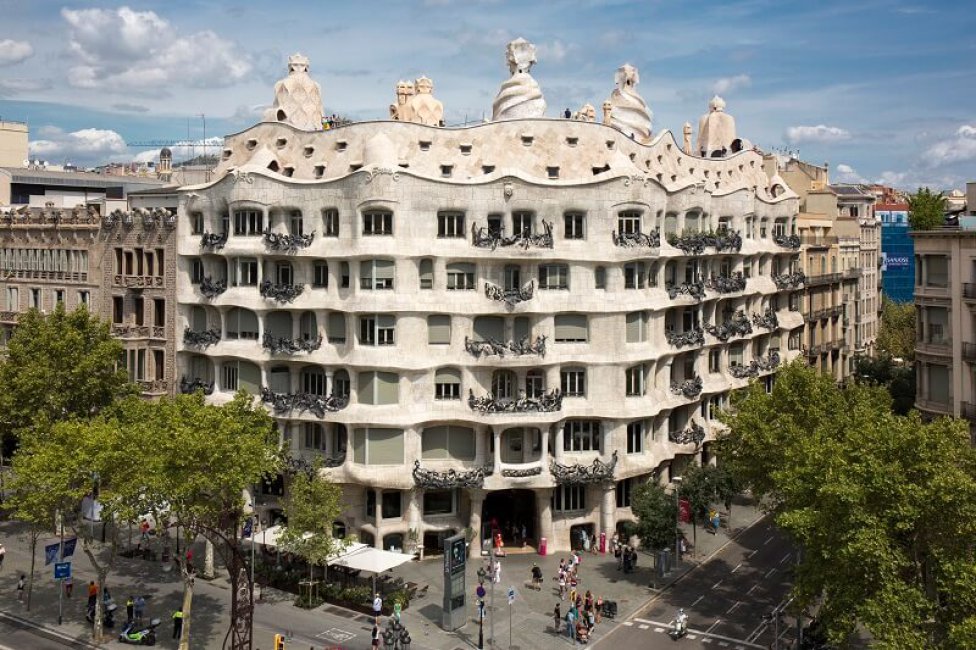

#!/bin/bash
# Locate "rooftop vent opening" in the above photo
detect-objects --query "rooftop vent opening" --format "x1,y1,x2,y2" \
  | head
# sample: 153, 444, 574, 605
605, 140, 616, 150
750, 160, 756, 168
303, 146, 315, 158
336, 141, 348, 152
267, 160, 280, 172
689, 168, 695, 175
276, 109, 287, 121
738, 164, 744, 172
629, 153, 636, 162
666, 143, 673, 151
419, 140, 431, 151
656, 173, 663, 182
349, 163, 362, 172
482, 165, 496, 174
282, 166, 294, 177
704, 170, 710, 178
459, 144, 472, 155
566, 137, 579, 147
521, 135, 534, 147
592, 164, 611, 175
671, 174, 677, 182
222, 149, 232, 160
245, 139, 258, 151
314, 165, 326, 179
440, 164, 454, 178
715, 181, 721, 189
275, 137, 288, 149
547, 166, 560, 179
676, 156, 683, 166
398, 163, 409, 169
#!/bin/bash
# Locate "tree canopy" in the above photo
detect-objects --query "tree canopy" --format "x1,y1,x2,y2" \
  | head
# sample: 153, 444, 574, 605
0, 304, 133, 453
630, 482, 677, 551
876, 298, 916, 362
717, 362, 976, 648
907, 187, 947, 230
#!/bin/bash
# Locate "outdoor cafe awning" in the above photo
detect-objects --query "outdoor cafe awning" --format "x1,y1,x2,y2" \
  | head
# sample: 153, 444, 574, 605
330, 546, 414, 575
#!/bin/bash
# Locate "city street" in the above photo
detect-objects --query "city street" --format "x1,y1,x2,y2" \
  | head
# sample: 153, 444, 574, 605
597, 520, 797, 650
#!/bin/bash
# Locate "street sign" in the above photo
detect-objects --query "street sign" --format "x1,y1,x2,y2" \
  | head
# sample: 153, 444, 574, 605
507, 586, 515, 605
54, 562, 71, 580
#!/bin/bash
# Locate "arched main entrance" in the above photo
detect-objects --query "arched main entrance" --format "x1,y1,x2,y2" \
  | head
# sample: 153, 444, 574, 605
482, 489, 536, 549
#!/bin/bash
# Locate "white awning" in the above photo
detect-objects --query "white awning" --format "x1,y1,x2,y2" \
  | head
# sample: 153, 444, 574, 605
248, 528, 369, 563
330, 546, 414, 575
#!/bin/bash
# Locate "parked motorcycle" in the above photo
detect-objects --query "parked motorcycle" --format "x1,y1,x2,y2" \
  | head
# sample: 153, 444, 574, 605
668, 609, 689, 640
86, 602, 117, 629
118, 617, 160, 646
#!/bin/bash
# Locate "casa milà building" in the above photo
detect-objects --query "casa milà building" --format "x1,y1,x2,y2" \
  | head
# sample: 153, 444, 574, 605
177, 44, 803, 554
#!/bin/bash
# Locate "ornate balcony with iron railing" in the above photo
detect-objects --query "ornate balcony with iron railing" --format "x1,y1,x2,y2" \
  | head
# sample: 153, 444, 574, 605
773, 233, 801, 250
665, 327, 705, 349
2, 206, 99, 226
199, 276, 227, 299
729, 352, 781, 379
0, 311, 19, 323
666, 230, 743, 255
179, 376, 214, 395
137, 208, 176, 229
484, 280, 534, 306
704, 273, 747, 294
669, 421, 706, 447
412, 460, 488, 489
612, 228, 660, 248
804, 272, 843, 287
259, 279, 305, 303
102, 209, 133, 228
471, 221, 554, 250
843, 267, 862, 280
262, 332, 323, 354
670, 375, 703, 399
260, 387, 349, 417
263, 229, 315, 252
773, 271, 805, 290
200, 231, 228, 250
111, 324, 165, 339
112, 274, 165, 289
464, 335, 547, 358
467, 388, 562, 414
549, 451, 618, 485
287, 450, 347, 473
752, 308, 779, 330
705, 310, 753, 341
666, 280, 706, 301
183, 327, 221, 347
3, 269, 88, 282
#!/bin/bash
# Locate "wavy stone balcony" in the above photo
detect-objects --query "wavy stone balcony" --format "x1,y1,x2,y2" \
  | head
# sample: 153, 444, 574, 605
549, 451, 618, 485
670, 376, 703, 399
412, 460, 489, 489
704, 273, 747, 295
464, 335, 547, 358
467, 388, 563, 414
729, 352, 781, 379
199, 276, 227, 299
611, 228, 660, 248
752, 309, 779, 330
773, 233, 801, 250
260, 387, 348, 417
666, 280, 705, 301
200, 232, 228, 250
705, 310, 753, 341
484, 280, 534, 306
667, 230, 743, 255
263, 229, 315, 252
773, 272, 805, 290
113, 275, 165, 289
180, 376, 215, 395
665, 327, 705, 349
669, 421, 705, 447
262, 332, 323, 354
471, 221, 554, 250
183, 327, 221, 347
111, 324, 165, 339
259, 280, 305, 303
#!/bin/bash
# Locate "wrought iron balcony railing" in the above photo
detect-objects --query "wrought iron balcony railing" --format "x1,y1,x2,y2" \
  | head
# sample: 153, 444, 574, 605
669, 421, 705, 447
772, 233, 801, 250
263, 229, 315, 251
549, 451, 618, 485
705, 310, 753, 341
260, 387, 348, 417
467, 388, 562, 414
286, 451, 347, 474
183, 327, 221, 347
773, 271, 805, 290
138, 380, 169, 394
199, 276, 227, 299
113, 275, 164, 289
200, 231, 228, 250
412, 460, 489, 489
612, 228, 660, 248
484, 280, 534, 306
180, 376, 214, 395
752, 308, 779, 330
464, 335, 547, 358
704, 273, 747, 294
670, 376, 703, 399
259, 280, 305, 303
805, 272, 843, 287
729, 352, 781, 379
666, 280, 706, 301
665, 327, 705, 349
262, 332, 323, 354
471, 221, 554, 250
666, 230, 743, 255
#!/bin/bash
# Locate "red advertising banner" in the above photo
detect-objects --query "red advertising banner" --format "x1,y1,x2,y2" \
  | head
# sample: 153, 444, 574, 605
679, 497, 692, 523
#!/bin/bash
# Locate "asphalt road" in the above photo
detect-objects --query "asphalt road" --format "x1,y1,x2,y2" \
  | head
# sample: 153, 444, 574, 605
0, 615, 92, 650
597, 519, 798, 650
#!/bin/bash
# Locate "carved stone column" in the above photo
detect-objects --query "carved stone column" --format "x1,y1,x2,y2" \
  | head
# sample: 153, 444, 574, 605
406, 488, 422, 553
554, 422, 565, 462
492, 427, 502, 469
373, 487, 383, 548
469, 489, 485, 558
476, 426, 490, 466
536, 488, 553, 553
599, 483, 615, 541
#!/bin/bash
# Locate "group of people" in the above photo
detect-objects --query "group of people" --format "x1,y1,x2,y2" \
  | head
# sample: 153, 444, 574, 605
551, 553, 605, 643
614, 544, 640, 573
322, 114, 349, 130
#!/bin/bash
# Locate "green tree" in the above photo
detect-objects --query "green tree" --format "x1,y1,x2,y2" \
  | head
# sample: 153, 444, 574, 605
907, 187, 947, 231
717, 362, 976, 647
278, 458, 346, 606
876, 298, 916, 362
677, 464, 723, 552
0, 304, 134, 453
630, 481, 677, 551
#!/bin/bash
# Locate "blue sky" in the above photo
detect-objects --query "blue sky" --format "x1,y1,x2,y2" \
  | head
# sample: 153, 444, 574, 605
1, 0, 974, 189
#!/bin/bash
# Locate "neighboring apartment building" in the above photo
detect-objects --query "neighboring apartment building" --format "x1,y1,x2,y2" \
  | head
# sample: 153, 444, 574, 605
0, 121, 28, 168
176, 50, 803, 554
878, 203, 913, 303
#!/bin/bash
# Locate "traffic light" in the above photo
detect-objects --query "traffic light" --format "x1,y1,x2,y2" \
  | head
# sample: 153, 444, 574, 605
273, 633, 285, 650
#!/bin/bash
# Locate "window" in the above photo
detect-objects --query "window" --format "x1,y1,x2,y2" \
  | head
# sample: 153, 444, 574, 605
525, 369, 545, 397
191, 212, 204, 234
427, 315, 451, 345
382, 491, 402, 519
352, 428, 404, 465
6, 287, 18, 311
561, 367, 586, 397
618, 211, 641, 235
926, 256, 949, 288
440, 165, 453, 178
222, 361, 260, 393
359, 314, 395, 346
30, 288, 41, 310
301, 366, 327, 396
360, 259, 395, 290
487, 214, 503, 236
709, 349, 721, 373
730, 344, 744, 367
232, 258, 258, 286
303, 423, 327, 451
328, 312, 347, 344
491, 370, 516, 400
55, 289, 65, 305
616, 478, 634, 508
624, 262, 646, 289
513, 316, 530, 341
419, 258, 433, 290
226, 308, 259, 340
564, 212, 585, 239
554, 314, 588, 343
423, 490, 457, 516
438, 212, 465, 238
421, 426, 476, 460
313, 261, 329, 287
626, 421, 643, 454
626, 311, 648, 343
626, 364, 645, 396
366, 490, 375, 517
362, 210, 393, 235
323, 209, 340, 236
563, 420, 601, 452
474, 316, 504, 342
553, 485, 586, 512
289, 210, 304, 236
275, 261, 294, 285
446, 263, 475, 290
594, 266, 606, 289
357, 372, 399, 405
78, 290, 89, 306
434, 367, 461, 400
512, 211, 533, 237
153, 298, 165, 327
539, 264, 569, 290
233, 209, 263, 235
112, 296, 123, 323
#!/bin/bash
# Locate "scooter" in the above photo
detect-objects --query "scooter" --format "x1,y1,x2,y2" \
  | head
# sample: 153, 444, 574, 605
86, 602, 117, 629
668, 613, 688, 640
118, 617, 160, 646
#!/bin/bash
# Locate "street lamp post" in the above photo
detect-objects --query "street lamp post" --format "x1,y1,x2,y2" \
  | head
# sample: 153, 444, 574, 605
673, 476, 683, 567
476, 583, 486, 649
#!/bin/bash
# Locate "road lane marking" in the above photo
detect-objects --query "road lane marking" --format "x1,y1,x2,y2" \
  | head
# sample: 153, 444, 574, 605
626, 620, 765, 649
706, 619, 722, 633
622, 621, 633, 626
763, 535, 773, 545
634, 617, 654, 624
718, 642, 730, 647
638, 624, 648, 630
725, 601, 741, 614
746, 584, 759, 595
746, 622, 767, 643
747, 549, 758, 558
654, 627, 665, 633
687, 634, 697, 639
779, 552, 792, 565
692, 595, 704, 607
712, 579, 724, 589
764, 568, 777, 579
701, 639, 713, 644
731, 562, 742, 573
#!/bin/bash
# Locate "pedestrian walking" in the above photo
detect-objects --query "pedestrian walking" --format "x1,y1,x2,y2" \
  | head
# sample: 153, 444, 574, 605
134, 594, 145, 622
63, 575, 73, 598
87, 581, 98, 608
565, 608, 576, 641
0, 543, 6, 570
553, 603, 561, 633
493, 559, 501, 584
371, 624, 381, 648
172, 608, 183, 640
16, 574, 25, 601
372, 592, 382, 623
126, 596, 134, 622
558, 569, 566, 600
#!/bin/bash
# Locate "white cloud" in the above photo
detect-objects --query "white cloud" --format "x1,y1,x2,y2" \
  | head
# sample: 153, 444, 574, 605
0, 39, 34, 66
784, 124, 852, 144
536, 40, 571, 64
60, 7, 251, 92
28, 127, 128, 162
712, 74, 751, 95
833, 163, 867, 184
131, 137, 224, 164
836, 163, 855, 173
0, 78, 53, 96
921, 124, 976, 167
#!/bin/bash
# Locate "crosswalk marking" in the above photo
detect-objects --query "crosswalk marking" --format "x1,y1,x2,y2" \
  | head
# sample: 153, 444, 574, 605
622, 621, 633, 626
638, 624, 649, 630
633, 617, 654, 625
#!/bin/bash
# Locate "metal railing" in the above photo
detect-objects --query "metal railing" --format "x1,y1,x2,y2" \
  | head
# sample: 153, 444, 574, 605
804, 272, 843, 287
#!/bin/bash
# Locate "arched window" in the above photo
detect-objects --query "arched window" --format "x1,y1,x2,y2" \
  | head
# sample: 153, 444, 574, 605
299, 311, 317, 341
301, 366, 327, 396
492, 370, 516, 400
265, 310, 293, 339
525, 369, 545, 397
226, 308, 259, 340
268, 365, 290, 393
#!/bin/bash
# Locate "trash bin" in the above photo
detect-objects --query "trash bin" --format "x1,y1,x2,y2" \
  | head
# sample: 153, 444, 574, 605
663, 548, 672, 573
599, 532, 606, 554
538, 537, 548, 556
657, 551, 667, 578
